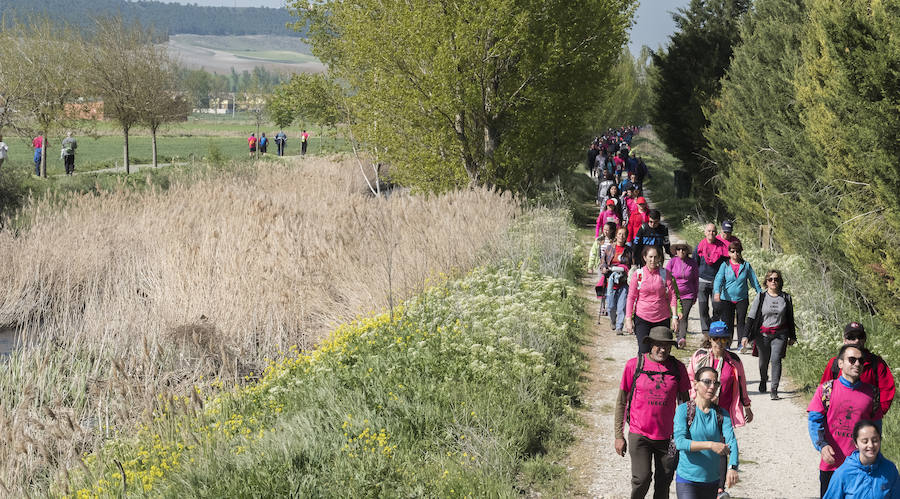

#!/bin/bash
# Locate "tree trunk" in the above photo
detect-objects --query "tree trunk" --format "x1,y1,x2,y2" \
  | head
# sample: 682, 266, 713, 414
40, 134, 47, 178
123, 127, 130, 174
151, 127, 158, 168
453, 112, 478, 183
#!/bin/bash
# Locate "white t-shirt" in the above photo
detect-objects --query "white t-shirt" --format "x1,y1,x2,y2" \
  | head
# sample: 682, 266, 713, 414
0, 141, 8, 160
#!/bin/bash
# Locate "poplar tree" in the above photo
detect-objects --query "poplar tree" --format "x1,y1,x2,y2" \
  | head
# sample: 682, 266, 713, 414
293, 0, 635, 192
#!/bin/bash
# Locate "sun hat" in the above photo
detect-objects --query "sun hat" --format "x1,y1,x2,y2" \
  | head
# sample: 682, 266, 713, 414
709, 321, 729, 338
642, 326, 677, 345
722, 220, 734, 233
671, 238, 691, 253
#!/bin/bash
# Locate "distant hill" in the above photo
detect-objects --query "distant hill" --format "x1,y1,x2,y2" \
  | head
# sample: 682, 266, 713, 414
0, 0, 305, 37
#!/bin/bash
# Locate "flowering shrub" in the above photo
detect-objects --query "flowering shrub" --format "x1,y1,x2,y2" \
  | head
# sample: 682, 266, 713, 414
65, 265, 583, 497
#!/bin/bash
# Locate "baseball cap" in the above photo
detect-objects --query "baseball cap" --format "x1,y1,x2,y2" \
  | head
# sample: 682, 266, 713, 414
843, 321, 866, 340
606, 199, 616, 206
722, 220, 734, 233
709, 321, 729, 338
636, 196, 647, 205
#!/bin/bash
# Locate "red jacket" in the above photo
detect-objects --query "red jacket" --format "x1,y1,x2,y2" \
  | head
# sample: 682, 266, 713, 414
627, 210, 646, 243
821, 351, 895, 415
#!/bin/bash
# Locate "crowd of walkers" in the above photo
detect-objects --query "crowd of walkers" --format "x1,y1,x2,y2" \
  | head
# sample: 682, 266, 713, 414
587, 127, 899, 498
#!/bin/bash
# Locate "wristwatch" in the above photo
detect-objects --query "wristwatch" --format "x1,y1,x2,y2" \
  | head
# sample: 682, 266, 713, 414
730, 465, 739, 471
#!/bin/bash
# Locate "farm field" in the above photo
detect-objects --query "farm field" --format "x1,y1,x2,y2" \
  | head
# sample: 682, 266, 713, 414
166, 34, 324, 74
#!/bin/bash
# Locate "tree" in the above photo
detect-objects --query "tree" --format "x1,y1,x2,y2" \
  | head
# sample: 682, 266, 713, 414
134, 35, 190, 168
594, 47, 653, 129
0, 19, 86, 177
793, 0, 900, 323
650, 0, 749, 206
294, 0, 635, 192
86, 18, 163, 174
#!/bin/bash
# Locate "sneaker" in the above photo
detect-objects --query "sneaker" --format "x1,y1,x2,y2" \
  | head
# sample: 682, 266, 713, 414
771, 392, 781, 400
615, 329, 624, 336
717, 491, 731, 499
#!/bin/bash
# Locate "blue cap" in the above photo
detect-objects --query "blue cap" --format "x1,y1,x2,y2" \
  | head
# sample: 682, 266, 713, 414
709, 321, 729, 338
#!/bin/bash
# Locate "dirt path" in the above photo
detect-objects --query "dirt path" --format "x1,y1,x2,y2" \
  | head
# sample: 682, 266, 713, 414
563, 189, 820, 498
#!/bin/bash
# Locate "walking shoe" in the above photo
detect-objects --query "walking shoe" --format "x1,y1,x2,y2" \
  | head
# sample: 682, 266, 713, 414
759, 381, 767, 393
615, 329, 624, 335
771, 392, 781, 400
717, 491, 730, 499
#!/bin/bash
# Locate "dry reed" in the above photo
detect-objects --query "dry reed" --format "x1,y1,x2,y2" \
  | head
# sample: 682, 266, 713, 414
0, 156, 521, 494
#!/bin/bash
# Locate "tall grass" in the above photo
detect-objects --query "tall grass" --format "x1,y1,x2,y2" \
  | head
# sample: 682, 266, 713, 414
0, 156, 523, 494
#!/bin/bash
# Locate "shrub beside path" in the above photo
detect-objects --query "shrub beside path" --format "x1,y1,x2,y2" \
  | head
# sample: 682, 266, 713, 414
563, 195, 820, 498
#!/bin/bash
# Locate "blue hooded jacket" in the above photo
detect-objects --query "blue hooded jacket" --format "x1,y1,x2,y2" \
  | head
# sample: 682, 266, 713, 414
823, 450, 900, 499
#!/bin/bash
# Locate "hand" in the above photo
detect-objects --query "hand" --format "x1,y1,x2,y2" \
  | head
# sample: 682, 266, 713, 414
744, 406, 753, 424
725, 469, 739, 488
821, 445, 836, 465
670, 316, 679, 331
709, 442, 730, 456
713, 293, 721, 302
615, 438, 627, 457
624, 317, 634, 334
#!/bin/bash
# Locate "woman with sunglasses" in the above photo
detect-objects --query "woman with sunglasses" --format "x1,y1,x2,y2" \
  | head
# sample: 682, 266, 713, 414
713, 241, 762, 351
746, 269, 796, 400
687, 321, 752, 499
673, 366, 740, 499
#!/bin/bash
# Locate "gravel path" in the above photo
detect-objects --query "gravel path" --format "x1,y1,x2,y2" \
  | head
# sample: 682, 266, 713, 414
563, 196, 820, 498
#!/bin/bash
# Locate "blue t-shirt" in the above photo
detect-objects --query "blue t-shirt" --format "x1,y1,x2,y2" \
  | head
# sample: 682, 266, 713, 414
673, 402, 739, 483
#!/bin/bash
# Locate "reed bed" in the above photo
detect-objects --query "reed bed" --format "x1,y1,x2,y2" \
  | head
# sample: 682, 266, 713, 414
0, 156, 521, 494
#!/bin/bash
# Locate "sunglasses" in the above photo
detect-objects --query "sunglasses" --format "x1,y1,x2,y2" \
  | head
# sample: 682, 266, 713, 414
698, 379, 721, 387
767, 277, 780, 282
729, 249, 739, 253
712, 337, 729, 343
845, 356, 862, 365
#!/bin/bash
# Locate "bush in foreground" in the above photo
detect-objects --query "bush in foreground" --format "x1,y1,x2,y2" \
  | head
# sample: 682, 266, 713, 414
65, 265, 583, 497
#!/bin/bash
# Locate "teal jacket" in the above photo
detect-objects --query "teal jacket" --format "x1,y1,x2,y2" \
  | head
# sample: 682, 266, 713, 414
713, 260, 761, 301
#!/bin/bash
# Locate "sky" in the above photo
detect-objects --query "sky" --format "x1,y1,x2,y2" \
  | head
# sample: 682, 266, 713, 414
151, 0, 691, 53
628, 0, 691, 55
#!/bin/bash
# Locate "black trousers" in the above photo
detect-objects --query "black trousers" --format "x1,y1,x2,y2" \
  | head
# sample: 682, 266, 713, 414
715, 299, 748, 346
629, 432, 676, 499
64, 155, 75, 174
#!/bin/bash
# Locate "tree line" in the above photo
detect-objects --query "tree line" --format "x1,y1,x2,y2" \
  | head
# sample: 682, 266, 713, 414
0, 0, 301, 37
649, 0, 900, 325
0, 18, 190, 175
179, 67, 289, 109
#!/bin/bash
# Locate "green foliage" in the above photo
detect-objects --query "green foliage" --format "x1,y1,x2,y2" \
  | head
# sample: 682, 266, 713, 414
649, 0, 749, 205
594, 47, 653, 129
68, 263, 585, 497
704, 0, 900, 324
294, 0, 635, 193
267, 73, 345, 130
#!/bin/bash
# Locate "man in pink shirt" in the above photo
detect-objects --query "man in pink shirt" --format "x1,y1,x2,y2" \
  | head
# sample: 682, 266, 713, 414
808, 344, 882, 497
614, 326, 690, 499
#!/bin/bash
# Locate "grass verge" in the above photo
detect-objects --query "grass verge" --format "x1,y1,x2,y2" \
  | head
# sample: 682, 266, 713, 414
65, 263, 585, 497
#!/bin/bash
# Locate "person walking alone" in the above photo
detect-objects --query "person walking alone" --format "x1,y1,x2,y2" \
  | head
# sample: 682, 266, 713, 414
61, 131, 77, 175
301, 129, 309, 155
745, 269, 796, 400
32, 135, 44, 176
614, 326, 691, 499
0, 135, 8, 171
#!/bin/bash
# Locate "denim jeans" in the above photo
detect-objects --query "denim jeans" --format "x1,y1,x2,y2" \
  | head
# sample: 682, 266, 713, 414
607, 282, 628, 331
675, 479, 718, 499
696, 280, 716, 333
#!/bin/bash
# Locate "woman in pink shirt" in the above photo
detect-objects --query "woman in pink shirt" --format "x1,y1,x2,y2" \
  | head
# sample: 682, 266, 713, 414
625, 246, 681, 354
666, 241, 699, 349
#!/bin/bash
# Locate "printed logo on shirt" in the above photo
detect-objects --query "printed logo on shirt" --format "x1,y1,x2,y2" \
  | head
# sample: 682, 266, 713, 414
646, 375, 671, 406
834, 404, 858, 439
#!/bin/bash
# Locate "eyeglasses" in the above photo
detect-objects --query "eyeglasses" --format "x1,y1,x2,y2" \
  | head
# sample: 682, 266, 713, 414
846, 356, 862, 365
698, 379, 721, 387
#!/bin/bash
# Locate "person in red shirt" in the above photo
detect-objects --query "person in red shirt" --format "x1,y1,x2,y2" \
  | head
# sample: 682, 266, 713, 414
32, 135, 44, 176
248, 133, 258, 158
820, 322, 895, 416
717, 220, 741, 248
626, 196, 649, 243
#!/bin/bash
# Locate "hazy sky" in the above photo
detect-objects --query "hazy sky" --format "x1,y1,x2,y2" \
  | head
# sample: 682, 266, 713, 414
154, 0, 690, 54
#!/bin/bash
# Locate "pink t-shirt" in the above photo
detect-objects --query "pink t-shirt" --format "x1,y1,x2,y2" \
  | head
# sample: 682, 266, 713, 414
626, 267, 677, 322
620, 355, 691, 440
595, 210, 620, 237
731, 262, 740, 278
807, 379, 881, 471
